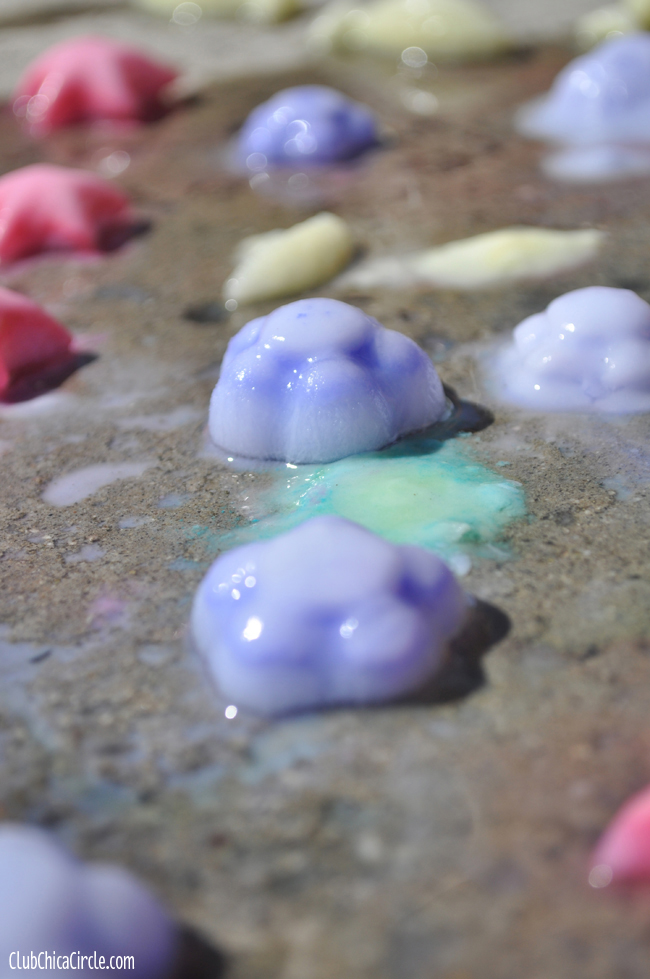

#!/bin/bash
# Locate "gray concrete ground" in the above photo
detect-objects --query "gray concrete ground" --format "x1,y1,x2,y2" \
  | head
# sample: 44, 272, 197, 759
1, 4, 649, 979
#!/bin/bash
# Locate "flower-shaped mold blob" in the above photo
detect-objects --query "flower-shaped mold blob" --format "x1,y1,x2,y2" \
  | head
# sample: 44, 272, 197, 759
13, 35, 177, 135
209, 297, 446, 463
590, 784, 650, 886
492, 286, 650, 413
517, 33, 650, 146
0, 287, 75, 400
237, 85, 378, 170
0, 824, 177, 976
0, 165, 135, 264
191, 515, 468, 714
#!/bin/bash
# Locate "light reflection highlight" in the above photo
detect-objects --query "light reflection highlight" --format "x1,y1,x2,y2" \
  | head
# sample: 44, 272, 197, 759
491, 286, 650, 413
588, 864, 613, 888
171, 1, 203, 24
191, 515, 468, 714
237, 85, 378, 169
242, 616, 263, 641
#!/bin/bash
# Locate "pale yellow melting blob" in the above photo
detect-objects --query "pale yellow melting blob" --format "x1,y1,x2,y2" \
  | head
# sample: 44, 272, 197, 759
224, 212, 354, 306
575, 0, 650, 48
309, 0, 512, 61
627, 0, 650, 23
575, 4, 639, 48
411, 227, 605, 288
338, 227, 605, 291
134, 0, 300, 24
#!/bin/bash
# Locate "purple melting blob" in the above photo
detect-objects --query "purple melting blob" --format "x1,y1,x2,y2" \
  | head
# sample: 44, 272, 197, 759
0, 824, 177, 977
492, 286, 650, 413
191, 515, 468, 715
517, 33, 650, 146
237, 85, 378, 169
209, 298, 446, 464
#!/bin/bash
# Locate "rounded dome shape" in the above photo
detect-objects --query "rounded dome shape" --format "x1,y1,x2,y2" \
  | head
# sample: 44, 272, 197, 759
517, 33, 650, 146
191, 515, 468, 714
0, 164, 133, 264
13, 35, 177, 134
492, 286, 650, 413
209, 298, 446, 463
0, 824, 177, 978
237, 85, 378, 168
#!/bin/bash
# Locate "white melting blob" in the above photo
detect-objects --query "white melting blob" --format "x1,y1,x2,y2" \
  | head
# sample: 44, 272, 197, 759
209, 298, 446, 464
43, 461, 155, 506
191, 515, 468, 715
517, 33, 650, 182
310, 0, 512, 60
490, 286, 650, 413
338, 227, 604, 291
0, 825, 177, 977
224, 213, 354, 306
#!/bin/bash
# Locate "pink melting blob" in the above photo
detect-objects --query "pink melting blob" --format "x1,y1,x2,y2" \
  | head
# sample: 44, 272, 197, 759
13, 35, 178, 135
0, 164, 136, 264
0, 287, 82, 402
591, 784, 650, 886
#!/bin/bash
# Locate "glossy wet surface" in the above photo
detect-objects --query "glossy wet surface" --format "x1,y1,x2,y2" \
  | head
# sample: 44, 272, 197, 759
216, 405, 525, 576
2, 44, 650, 979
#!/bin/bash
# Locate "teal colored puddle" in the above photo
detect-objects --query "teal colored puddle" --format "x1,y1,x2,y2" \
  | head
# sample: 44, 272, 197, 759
211, 433, 527, 575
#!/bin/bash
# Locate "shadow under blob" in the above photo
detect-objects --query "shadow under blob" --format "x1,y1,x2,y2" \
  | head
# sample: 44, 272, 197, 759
374, 385, 494, 462
397, 597, 511, 708
404, 384, 494, 448
184, 301, 229, 325
169, 925, 229, 979
97, 218, 152, 253
224, 598, 511, 721
1, 351, 98, 403
209, 384, 494, 472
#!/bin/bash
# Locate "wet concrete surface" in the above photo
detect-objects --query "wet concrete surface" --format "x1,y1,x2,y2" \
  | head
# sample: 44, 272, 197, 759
1, 41, 650, 979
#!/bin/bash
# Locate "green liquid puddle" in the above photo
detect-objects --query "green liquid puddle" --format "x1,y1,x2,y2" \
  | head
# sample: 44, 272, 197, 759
210, 434, 527, 575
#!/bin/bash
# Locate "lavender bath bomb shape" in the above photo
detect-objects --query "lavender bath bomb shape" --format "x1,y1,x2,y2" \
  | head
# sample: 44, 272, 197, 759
494, 286, 650, 413
237, 85, 378, 168
0, 824, 177, 977
191, 516, 468, 715
209, 298, 446, 464
517, 33, 650, 145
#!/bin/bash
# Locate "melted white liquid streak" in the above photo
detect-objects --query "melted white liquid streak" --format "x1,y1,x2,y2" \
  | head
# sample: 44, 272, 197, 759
116, 406, 202, 431
542, 145, 650, 183
43, 461, 155, 506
